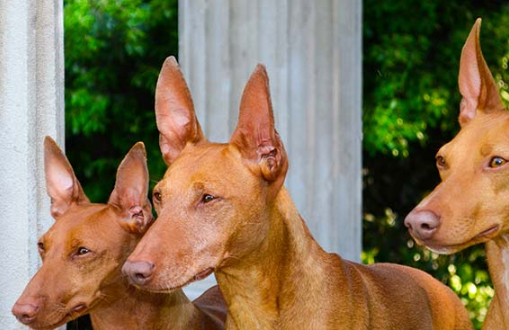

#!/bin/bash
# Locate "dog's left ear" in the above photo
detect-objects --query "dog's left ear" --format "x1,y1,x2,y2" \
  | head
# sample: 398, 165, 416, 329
155, 56, 206, 165
230, 64, 288, 195
458, 18, 504, 126
44, 136, 90, 218
108, 142, 153, 234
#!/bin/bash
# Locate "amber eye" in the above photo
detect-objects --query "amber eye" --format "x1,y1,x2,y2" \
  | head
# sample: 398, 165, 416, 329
77, 247, 90, 256
489, 157, 507, 168
37, 242, 45, 252
202, 194, 215, 203
153, 191, 162, 203
436, 155, 446, 169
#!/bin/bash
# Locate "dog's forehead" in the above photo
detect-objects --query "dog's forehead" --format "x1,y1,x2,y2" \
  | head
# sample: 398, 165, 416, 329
448, 111, 509, 153
61, 204, 110, 224
164, 143, 244, 179
158, 143, 263, 201
45, 204, 112, 244
471, 111, 509, 133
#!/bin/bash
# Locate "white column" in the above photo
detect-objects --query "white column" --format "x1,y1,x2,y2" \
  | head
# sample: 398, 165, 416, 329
179, 0, 362, 298
0, 0, 64, 328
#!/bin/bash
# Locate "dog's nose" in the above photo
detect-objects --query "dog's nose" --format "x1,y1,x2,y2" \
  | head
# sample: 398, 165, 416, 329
404, 210, 441, 240
122, 260, 155, 286
12, 301, 39, 324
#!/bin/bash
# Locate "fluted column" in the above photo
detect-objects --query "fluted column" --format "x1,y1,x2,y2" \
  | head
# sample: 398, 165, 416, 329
0, 0, 64, 328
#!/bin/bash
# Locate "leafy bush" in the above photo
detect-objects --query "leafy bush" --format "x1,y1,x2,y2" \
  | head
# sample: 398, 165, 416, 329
64, 0, 178, 203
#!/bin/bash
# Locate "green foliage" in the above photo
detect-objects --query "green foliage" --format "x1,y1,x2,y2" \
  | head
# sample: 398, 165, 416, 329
363, 1, 509, 328
64, 0, 178, 204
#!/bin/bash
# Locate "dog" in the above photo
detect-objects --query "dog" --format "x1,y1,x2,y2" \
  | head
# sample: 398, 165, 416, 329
123, 56, 473, 329
405, 19, 509, 329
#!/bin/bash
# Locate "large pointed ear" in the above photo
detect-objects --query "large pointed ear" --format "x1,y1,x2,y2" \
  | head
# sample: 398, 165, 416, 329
458, 18, 504, 126
108, 142, 153, 234
155, 56, 205, 165
44, 136, 89, 218
230, 64, 288, 193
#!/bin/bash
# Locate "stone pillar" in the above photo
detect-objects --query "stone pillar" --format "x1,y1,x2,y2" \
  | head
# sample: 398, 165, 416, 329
179, 0, 362, 298
0, 0, 65, 328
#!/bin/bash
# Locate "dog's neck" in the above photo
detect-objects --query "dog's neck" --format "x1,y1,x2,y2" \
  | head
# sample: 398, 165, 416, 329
215, 188, 335, 330
485, 234, 509, 329
90, 266, 200, 330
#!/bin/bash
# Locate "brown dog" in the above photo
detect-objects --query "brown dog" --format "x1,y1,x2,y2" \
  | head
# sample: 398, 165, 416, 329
405, 19, 509, 330
123, 57, 473, 329
12, 137, 226, 330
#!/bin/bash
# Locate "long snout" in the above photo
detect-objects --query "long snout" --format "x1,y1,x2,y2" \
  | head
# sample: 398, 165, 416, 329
404, 209, 441, 241
12, 270, 47, 327
12, 297, 41, 325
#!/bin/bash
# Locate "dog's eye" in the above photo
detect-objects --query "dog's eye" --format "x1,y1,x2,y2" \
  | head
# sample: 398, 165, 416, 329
37, 242, 45, 252
77, 247, 90, 256
489, 157, 507, 168
436, 155, 446, 169
202, 194, 215, 204
153, 191, 162, 203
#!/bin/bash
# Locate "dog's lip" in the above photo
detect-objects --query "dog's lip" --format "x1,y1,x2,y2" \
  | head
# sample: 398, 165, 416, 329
417, 225, 501, 254
141, 267, 215, 293
28, 315, 73, 330
170, 267, 214, 290
70, 303, 87, 314
15, 302, 89, 330
191, 267, 214, 282
474, 225, 500, 239
15, 300, 91, 330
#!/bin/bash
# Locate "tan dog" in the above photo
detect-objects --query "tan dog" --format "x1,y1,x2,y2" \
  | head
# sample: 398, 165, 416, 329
405, 19, 509, 330
123, 57, 473, 330
12, 137, 226, 330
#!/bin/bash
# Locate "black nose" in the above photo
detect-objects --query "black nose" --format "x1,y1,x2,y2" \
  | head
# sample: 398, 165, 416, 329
122, 260, 155, 286
404, 209, 441, 241
12, 301, 39, 324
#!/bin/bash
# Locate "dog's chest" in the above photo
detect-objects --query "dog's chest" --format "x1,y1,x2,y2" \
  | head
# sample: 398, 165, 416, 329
501, 235, 509, 289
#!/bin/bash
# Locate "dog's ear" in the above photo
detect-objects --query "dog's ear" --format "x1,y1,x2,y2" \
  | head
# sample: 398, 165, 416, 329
230, 64, 288, 195
108, 142, 153, 234
458, 18, 504, 126
155, 56, 205, 165
44, 136, 89, 219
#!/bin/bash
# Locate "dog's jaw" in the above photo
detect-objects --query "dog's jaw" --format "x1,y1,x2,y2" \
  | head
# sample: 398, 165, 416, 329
414, 224, 501, 255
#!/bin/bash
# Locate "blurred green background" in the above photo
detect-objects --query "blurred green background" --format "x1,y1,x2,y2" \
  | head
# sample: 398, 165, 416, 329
63, 1, 509, 329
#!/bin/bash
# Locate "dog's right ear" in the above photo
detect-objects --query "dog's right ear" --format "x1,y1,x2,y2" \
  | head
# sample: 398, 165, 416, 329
230, 64, 288, 198
458, 18, 504, 126
155, 56, 206, 165
108, 142, 153, 234
44, 136, 89, 219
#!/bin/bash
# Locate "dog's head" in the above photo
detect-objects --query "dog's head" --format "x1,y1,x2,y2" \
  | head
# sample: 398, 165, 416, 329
123, 57, 288, 292
405, 19, 509, 254
12, 138, 152, 329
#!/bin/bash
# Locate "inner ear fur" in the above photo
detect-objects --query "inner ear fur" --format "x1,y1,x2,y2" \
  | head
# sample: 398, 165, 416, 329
458, 18, 504, 126
44, 136, 89, 218
230, 64, 288, 189
108, 142, 153, 234
155, 56, 206, 165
